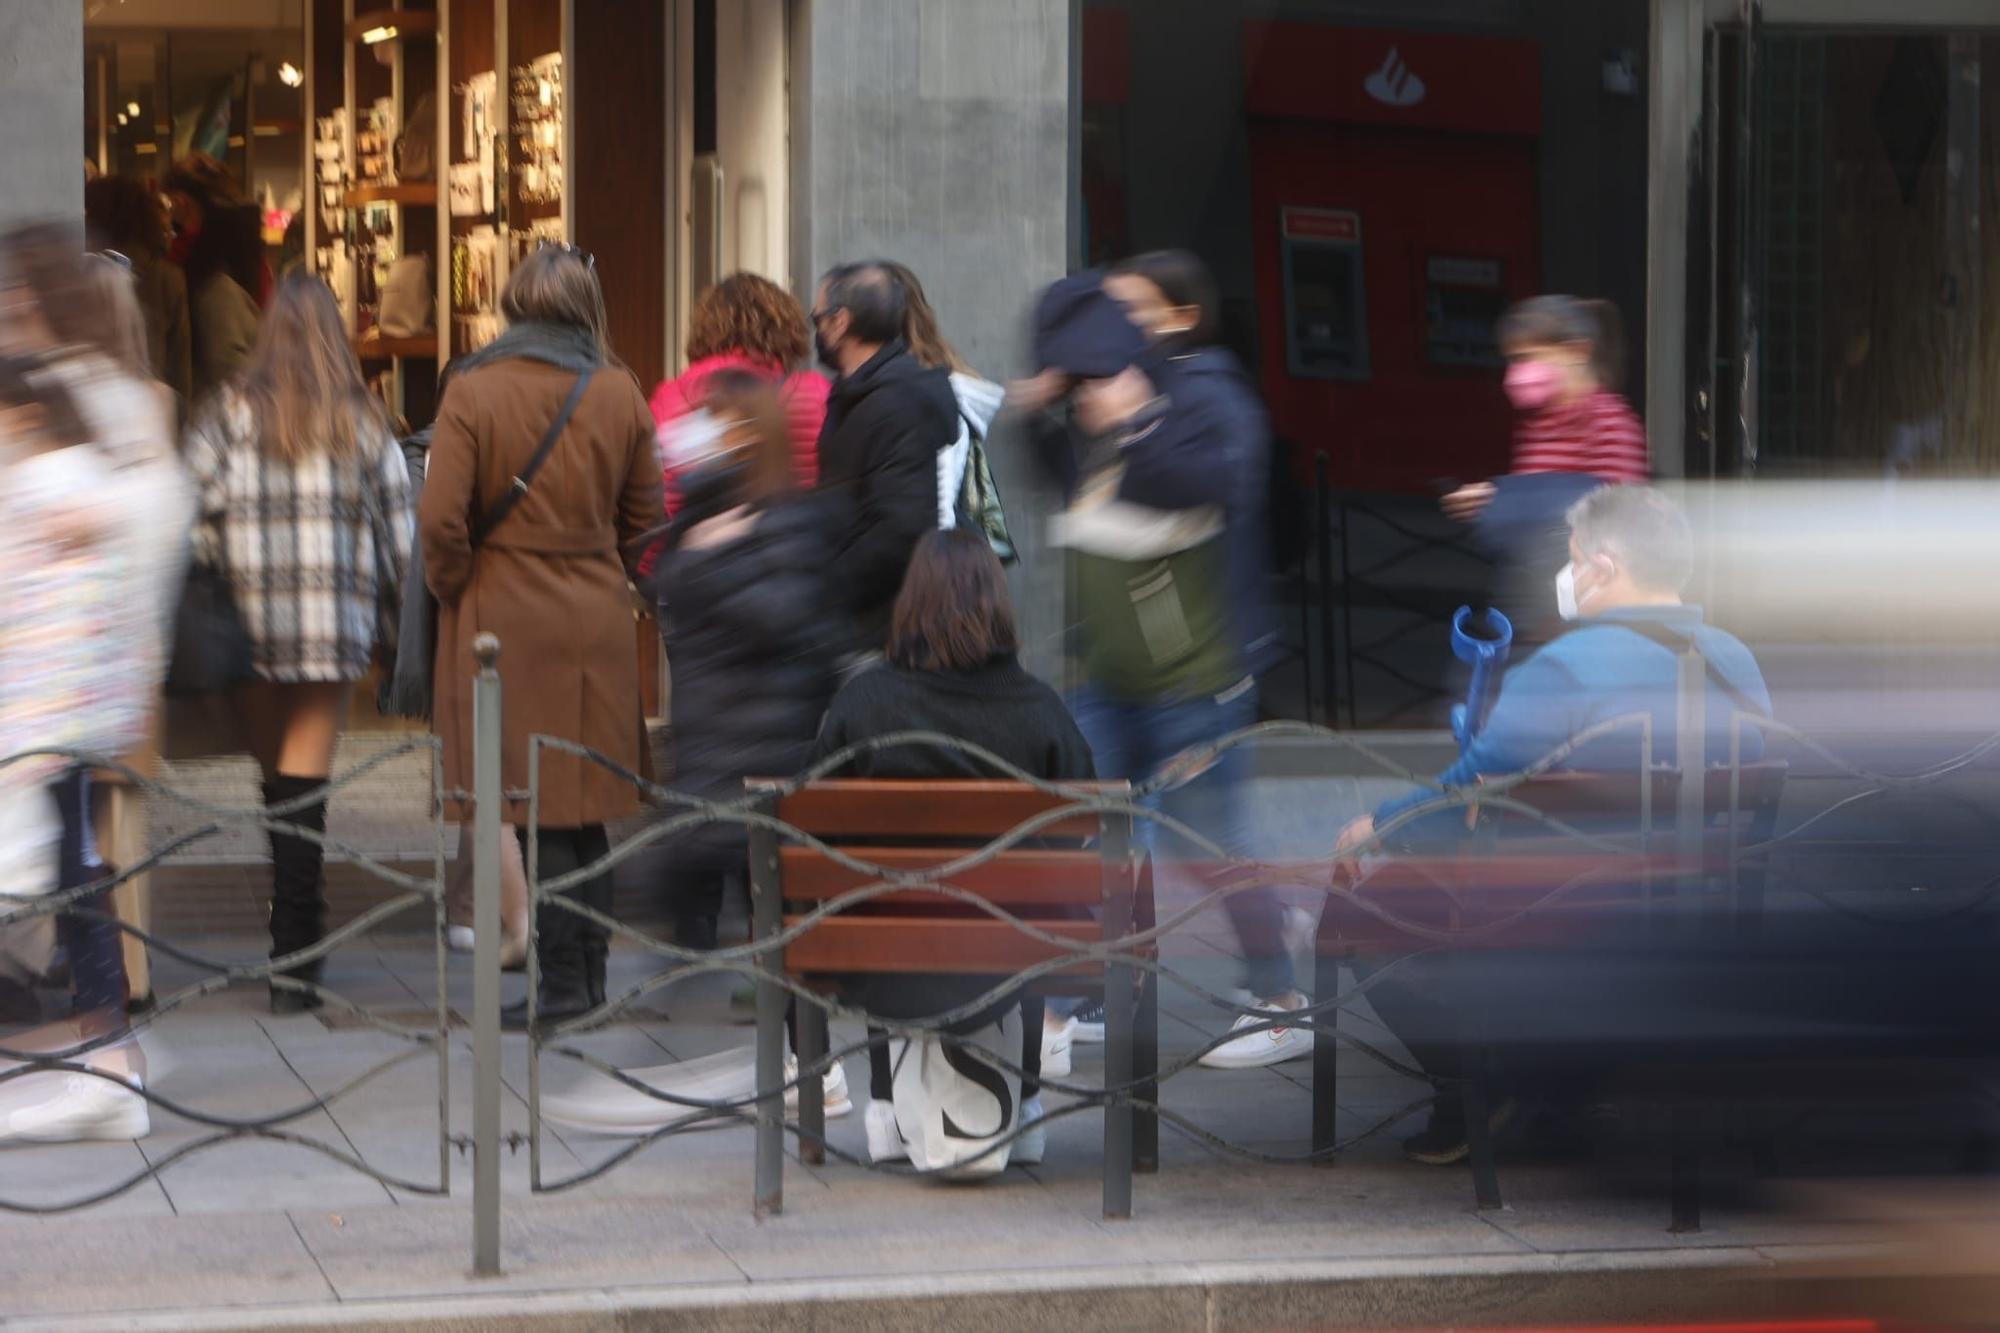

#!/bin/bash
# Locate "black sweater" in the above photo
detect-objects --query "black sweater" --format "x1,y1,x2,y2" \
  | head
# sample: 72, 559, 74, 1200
811, 655, 1095, 783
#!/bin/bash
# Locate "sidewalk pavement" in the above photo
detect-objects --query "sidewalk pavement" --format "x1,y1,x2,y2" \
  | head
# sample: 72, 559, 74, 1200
1, 776, 1983, 1329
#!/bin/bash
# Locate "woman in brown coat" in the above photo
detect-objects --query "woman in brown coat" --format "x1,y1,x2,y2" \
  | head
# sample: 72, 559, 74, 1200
421, 245, 663, 1026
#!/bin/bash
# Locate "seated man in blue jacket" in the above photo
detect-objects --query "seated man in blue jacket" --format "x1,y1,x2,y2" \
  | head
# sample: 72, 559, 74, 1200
1333, 483, 1773, 1164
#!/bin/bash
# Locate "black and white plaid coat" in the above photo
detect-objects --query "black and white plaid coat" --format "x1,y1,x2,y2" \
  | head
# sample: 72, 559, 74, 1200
184, 390, 415, 683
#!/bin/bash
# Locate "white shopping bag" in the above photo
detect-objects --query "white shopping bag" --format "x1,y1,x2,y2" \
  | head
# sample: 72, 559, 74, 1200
890, 1007, 1023, 1179
0, 781, 61, 987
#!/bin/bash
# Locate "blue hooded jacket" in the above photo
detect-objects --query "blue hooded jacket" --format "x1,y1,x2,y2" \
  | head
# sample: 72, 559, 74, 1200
1374, 605, 1772, 834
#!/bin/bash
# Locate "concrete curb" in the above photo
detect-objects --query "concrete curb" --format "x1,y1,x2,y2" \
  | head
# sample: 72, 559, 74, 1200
5, 1244, 1881, 1332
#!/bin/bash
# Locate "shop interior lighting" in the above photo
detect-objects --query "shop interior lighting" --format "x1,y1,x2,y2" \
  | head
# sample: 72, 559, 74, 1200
278, 61, 303, 88
125, 100, 140, 117
360, 24, 398, 44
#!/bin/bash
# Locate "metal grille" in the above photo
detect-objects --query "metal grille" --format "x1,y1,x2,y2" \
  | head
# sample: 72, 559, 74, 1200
1756, 35, 1827, 465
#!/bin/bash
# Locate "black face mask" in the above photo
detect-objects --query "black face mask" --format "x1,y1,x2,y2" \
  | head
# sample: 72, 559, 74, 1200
813, 323, 841, 374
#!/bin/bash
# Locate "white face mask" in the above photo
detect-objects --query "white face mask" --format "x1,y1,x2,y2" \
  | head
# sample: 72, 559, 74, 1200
1554, 562, 1581, 621
657, 408, 734, 472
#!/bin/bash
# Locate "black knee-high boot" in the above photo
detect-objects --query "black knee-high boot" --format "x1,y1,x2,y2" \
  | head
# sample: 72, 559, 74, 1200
501, 828, 596, 1030
264, 775, 329, 1014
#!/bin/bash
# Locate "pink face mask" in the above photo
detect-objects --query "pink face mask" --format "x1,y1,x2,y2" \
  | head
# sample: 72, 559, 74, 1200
1504, 359, 1562, 413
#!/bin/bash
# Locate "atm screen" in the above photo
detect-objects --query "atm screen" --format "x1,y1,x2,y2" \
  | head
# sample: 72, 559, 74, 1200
1424, 255, 1506, 368
1280, 208, 1370, 381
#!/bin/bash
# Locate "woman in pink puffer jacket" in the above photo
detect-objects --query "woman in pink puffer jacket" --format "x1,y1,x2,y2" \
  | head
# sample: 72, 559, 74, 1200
650, 273, 827, 523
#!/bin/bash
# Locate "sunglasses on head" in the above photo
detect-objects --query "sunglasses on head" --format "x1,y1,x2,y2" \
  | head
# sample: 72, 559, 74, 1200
536, 239, 595, 271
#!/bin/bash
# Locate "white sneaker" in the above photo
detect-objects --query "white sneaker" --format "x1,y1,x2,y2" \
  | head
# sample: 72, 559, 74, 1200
1013, 1094, 1046, 1166
1069, 1002, 1106, 1045
0, 1072, 150, 1143
783, 1054, 852, 1120
1197, 994, 1314, 1070
446, 925, 476, 953
1040, 1016, 1075, 1080
865, 1098, 906, 1163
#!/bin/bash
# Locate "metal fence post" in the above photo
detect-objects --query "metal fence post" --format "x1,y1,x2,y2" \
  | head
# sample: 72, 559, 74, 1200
470, 633, 504, 1276
749, 792, 785, 1219
1314, 451, 1338, 731
1100, 800, 1135, 1221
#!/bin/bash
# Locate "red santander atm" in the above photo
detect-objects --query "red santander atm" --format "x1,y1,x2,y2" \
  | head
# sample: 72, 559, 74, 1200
1246, 23, 1542, 493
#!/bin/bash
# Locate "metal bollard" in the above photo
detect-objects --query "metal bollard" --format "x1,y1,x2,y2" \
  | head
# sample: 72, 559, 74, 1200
470, 634, 504, 1276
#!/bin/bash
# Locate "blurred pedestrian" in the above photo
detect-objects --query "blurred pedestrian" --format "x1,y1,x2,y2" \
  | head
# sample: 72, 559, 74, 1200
1440, 295, 1647, 645
877, 262, 1005, 534
0, 354, 156, 1143
0, 223, 190, 1048
653, 369, 839, 955
419, 244, 663, 1029
812, 528, 1095, 1170
650, 271, 826, 520
1014, 267, 1306, 1071
182, 271, 414, 1013
84, 174, 193, 403
183, 201, 265, 399
1334, 485, 1768, 1165
809, 261, 957, 658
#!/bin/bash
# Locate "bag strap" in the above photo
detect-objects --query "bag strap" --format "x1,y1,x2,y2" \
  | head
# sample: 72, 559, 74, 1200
471, 368, 593, 547
1596, 617, 1770, 720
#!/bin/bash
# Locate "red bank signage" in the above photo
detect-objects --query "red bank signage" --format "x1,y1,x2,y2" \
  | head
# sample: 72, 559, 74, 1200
1282, 207, 1361, 244
1243, 22, 1542, 137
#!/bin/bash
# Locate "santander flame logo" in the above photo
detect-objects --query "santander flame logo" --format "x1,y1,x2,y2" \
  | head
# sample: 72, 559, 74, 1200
1363, 46, 1426, 108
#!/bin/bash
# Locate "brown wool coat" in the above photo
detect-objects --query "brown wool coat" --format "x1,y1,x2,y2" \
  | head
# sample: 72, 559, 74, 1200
421, 357, 664, 828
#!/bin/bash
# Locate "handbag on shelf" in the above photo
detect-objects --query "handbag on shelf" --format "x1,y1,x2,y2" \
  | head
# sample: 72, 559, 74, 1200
379, 254, 434, 338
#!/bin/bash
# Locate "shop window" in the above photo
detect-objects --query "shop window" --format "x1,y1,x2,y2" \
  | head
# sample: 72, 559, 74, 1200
1280, 206, 1369, 381
1423, 256, 1506, 368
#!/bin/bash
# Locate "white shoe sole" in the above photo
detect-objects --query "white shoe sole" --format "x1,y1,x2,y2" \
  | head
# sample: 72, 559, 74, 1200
1197, 1034, 1314, 1071
0, 1095, 150, 1144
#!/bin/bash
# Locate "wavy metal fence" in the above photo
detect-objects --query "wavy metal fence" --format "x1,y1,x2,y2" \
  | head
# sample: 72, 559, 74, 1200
6, 632, 1997, 1278
0, 736, 452, 1214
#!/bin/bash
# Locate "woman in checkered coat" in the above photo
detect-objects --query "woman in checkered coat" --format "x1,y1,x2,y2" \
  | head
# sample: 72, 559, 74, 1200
182, 271, 414, 1013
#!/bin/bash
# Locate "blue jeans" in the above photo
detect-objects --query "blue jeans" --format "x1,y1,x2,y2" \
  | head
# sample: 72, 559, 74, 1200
1068, 683, 1295, 998
53, 768, 128, 1020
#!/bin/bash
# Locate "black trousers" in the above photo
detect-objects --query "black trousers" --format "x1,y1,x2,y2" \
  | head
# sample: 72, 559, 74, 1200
516, 825, 613, 985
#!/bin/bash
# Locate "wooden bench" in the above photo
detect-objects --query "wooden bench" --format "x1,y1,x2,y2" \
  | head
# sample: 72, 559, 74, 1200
1312, 762, 1787, 1221
746, 778, 1158, 1219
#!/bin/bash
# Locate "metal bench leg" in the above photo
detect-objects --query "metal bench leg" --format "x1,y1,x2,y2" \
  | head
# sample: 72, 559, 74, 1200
1670, 1103, 1701, 1233
1463, 1070, 1503, 1211
797, 993, 827, 1167
1135, 970, 1159, 1174
1312, 948, 1339, 1164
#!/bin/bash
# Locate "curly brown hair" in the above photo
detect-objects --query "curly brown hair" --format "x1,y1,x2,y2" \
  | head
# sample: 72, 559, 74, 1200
685, 272, 810, 367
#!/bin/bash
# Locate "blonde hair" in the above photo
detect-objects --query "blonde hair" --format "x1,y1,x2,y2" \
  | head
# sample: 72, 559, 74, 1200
501, 246, 607, 354
240, 270, 388, 462
879, 261, 971, 375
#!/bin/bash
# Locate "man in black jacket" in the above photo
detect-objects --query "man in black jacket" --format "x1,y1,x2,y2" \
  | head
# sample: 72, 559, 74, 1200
810, 261, 958, 654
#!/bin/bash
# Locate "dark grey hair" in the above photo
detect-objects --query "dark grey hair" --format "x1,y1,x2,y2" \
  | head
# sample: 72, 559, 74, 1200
1566, 485, 1693, 593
